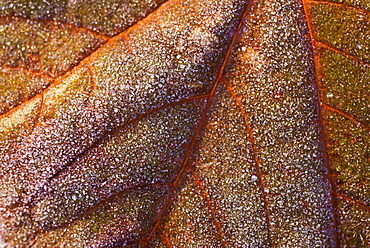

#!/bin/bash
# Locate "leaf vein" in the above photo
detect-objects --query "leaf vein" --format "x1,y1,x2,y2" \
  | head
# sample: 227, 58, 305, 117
141, 1, 255, 245
225, 81, 272, 246
302, 0, 340, 246
0, 0, 172, 120
306, 0, 370, 14
338, 193, 370, 213
0, 15, 110, 39
33, 182, 170, 237
0, 66, 55, 80
27, 94, 210, 207
316, 41, 370, 67
323, 103, 370, 133
190, 170, 227, 247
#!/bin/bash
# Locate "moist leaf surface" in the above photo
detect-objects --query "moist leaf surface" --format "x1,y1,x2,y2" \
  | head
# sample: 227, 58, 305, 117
0, 0, 369, 247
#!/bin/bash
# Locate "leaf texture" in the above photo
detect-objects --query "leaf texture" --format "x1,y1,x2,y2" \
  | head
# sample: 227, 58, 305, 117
0, 0, 369, 247
304, 0, 370, 245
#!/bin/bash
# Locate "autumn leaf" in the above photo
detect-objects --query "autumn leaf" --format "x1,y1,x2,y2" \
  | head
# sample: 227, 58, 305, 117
0, 0, 369, 247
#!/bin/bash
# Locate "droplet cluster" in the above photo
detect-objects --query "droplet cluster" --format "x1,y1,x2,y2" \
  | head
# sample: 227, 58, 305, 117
1, 0, 368, 246
0, 0, 250, 246
0, 0, 164, 36
222, 0, 335, 246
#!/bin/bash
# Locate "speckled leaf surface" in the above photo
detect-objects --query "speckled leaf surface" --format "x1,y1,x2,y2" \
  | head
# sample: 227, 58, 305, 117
0, 0, 369, 247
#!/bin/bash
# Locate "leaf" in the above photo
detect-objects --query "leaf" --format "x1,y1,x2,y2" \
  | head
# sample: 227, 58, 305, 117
0, 0, 369, 247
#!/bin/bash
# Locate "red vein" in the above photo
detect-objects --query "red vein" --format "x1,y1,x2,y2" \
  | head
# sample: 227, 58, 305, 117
85, 62, 97, 97
35, 182, 170, 235
1, 15, 110, 40
190, 170, 227, 247
0, 66, 55, 80
28, 62, 98, 138
29, 183, 171, 248
0, 0, 172, 120
316, 41, 370, 67
0, 66, 54, 118
153, 11, 166, 41
158, 228, 174, 248
306, 0, 370, 15
0, 86, 48, 119
122, 33, 134, 56
142, 1, 254, 246
225, 82, 271, 245
30, 93, 45, 132
337, 193, 370, 213
323, 103, 370, 132
27, 94, 210, 206
301, 0, 340, 246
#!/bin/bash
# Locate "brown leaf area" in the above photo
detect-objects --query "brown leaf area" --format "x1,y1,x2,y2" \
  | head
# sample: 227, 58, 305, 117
0, 0, 369, 247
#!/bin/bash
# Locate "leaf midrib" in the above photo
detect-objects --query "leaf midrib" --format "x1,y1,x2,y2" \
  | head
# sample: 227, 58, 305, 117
141, 0, 260, 246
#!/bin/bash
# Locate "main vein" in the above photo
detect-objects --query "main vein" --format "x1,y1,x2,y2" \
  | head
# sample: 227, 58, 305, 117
142, 0, 255, 245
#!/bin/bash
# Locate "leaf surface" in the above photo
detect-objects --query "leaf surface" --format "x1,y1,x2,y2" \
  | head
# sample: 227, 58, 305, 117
0, 0, 369, 247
